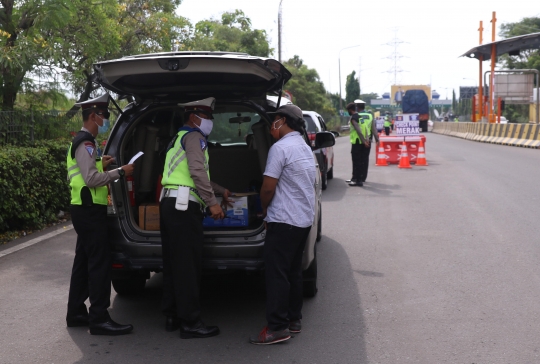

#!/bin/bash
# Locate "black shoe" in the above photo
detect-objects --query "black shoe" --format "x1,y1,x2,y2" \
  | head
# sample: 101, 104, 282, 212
180, 320, 220, 339
66, 314, 89, 327
289, 320, 301, 334
345, 179, 355, 183
166, 316, 181, 332
89, 319, 133, 336
348, 181, 363, 187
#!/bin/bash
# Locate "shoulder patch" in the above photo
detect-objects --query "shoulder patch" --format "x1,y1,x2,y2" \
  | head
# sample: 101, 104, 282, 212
199, 138, 207, 150
84, 142, 95, 157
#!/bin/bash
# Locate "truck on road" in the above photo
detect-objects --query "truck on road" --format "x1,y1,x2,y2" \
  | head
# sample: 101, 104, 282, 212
402, 89, 430, 132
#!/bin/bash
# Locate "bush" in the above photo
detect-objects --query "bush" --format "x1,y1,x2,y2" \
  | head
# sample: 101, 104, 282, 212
0, 138, 71, 233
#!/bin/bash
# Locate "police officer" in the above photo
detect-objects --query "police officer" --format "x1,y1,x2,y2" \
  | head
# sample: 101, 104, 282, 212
346, 100, 379, 186
160, 97, 231, 339
66, 94, 135, 335
384, 112, 392, 136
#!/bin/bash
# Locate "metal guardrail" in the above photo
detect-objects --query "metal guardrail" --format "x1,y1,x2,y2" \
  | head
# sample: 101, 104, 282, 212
0, 110, 83, 145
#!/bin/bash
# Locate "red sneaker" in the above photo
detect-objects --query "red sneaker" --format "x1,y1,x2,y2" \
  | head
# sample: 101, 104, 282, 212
249, 326, 291, 345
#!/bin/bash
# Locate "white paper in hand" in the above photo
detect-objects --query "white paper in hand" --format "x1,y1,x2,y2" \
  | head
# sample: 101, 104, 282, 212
128, 151, 144, 165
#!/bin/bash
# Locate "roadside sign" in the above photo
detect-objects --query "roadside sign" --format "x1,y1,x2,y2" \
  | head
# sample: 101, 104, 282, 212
395, 113, 420, 136
375, 116, 385, 131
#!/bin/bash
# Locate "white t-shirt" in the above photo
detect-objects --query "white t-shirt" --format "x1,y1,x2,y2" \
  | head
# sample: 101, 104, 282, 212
264, 132, 316, 228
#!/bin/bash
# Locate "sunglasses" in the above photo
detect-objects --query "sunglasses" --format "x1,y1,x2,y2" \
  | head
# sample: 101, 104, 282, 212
95, 110, 111, 119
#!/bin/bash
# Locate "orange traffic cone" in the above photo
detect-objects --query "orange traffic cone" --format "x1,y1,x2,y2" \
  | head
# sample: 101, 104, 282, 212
416, 139, 428, 166
398, 141, 412, 169
376, 141, 388, 166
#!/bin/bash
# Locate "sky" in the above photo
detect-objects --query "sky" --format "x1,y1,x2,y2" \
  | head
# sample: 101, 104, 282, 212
177, 0, 539, 101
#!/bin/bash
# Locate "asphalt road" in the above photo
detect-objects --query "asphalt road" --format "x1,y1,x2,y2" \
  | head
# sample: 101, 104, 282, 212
1, 133, 540, 363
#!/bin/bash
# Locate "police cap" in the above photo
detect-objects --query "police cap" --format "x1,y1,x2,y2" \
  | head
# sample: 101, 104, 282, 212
179, 97, 216, 119
354, 99, 366, 105
75, 94, 110, 111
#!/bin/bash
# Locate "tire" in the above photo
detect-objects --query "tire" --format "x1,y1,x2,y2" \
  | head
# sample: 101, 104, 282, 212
303, 249, 318, 298
327, 166, 333, 180
316, 205, 322, 242
112, 274, 147, 295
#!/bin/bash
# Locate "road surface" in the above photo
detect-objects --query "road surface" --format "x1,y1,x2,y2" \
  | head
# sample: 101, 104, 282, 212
1, 133, 540, 363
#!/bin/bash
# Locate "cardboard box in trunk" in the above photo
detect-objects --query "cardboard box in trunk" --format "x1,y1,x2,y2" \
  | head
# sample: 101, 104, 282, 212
139, 202, 160, 230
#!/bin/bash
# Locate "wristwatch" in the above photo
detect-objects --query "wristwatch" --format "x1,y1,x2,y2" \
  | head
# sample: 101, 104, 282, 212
117, 168, 125, 177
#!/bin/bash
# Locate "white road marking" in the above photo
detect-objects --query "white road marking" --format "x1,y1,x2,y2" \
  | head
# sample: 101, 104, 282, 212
0, 225, 73, 258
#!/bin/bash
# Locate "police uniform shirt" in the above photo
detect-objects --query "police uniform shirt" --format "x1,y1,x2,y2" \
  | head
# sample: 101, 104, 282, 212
74, 127, 121, 187
182, 131, 225, 207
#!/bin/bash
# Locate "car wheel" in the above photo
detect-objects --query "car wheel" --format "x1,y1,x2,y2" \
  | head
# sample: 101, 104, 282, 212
321, 166, 328, 190
327, 166, 333, 180
316, 205, 322, 242
303, 248, 318, 298
112, 274, 147, 295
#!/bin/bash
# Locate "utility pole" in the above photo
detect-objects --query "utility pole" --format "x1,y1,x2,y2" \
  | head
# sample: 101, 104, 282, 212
278, 0, 283, 63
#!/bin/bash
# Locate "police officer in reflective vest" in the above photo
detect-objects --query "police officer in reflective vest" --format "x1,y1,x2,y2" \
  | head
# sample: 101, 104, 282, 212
66, 94, 135, 335
346, 100, 379, 186
384, 112, 392, 136
160, 97, 232, 339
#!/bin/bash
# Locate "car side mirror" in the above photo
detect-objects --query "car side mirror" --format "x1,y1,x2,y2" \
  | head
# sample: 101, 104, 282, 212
314, 131, 335, 149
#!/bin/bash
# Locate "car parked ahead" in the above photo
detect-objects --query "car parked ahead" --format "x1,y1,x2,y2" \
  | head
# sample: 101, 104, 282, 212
91, 52, 334, 298
302, 111, 334, 190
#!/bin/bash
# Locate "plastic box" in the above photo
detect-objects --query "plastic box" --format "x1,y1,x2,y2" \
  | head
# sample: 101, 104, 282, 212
203, 196, 249, 228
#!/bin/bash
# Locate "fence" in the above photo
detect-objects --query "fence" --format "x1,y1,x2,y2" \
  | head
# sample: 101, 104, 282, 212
0, 110, 83, 146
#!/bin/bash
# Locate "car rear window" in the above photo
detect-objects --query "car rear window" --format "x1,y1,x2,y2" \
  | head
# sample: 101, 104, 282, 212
303, 115, 318, 133
209, 111, 261, 146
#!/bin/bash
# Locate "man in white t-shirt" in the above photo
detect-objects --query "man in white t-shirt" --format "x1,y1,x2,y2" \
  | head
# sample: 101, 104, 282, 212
249, 104, 316, 345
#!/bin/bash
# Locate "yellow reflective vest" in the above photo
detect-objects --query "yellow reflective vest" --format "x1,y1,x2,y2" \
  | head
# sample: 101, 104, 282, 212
161, 128, 209, 206
66, 134, 108, 205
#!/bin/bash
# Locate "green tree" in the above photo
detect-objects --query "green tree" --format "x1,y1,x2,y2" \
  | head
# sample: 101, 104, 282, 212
283, 55, 334, 115
0, 0, 75, 110
328, 92, 344, 112
0, 0, 191, 111
64, 0, 191, 106
190, 10, 272, 57
345, 70, 360, 104
499, 17, 540, 76
499, 17, 540, 122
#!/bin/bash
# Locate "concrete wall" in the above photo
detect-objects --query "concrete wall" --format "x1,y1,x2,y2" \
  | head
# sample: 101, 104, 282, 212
432, 122, 540, 148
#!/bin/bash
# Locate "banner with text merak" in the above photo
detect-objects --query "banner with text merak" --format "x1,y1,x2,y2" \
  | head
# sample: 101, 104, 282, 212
395, 114, 420, 136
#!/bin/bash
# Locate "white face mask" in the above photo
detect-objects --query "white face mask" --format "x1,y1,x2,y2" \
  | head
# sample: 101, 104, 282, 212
194, 114, 214, 136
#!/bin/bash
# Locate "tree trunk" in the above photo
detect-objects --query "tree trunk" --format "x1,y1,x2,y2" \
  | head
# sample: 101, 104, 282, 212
2, 66, 26, 111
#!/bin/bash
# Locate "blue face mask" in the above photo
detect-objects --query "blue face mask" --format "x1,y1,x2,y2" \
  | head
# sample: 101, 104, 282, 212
96, 119, 110, 134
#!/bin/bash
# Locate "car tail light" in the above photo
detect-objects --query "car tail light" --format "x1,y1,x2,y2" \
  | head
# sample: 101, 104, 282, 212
308, 132, 316, 147
112, 263, 124, 269
127, 175, 135, 206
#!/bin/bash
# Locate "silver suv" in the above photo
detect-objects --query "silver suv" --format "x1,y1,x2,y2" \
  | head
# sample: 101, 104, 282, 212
93, 52, 335, 298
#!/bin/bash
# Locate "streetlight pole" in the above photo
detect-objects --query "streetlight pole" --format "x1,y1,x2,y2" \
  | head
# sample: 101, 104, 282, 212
338, 44, 363, 112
